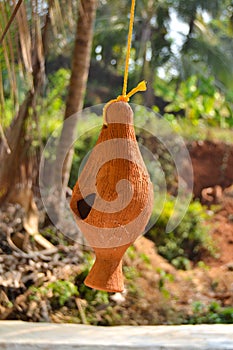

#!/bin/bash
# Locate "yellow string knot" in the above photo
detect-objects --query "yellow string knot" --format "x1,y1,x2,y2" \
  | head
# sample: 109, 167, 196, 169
103, 80, 147, 125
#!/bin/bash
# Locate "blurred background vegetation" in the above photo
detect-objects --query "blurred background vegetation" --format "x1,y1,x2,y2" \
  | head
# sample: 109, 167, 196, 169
0, 0, 233, 325
1, 0, 233, 130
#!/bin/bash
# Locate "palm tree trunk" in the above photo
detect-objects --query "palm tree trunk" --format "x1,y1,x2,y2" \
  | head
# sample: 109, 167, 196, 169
0, 3, 54, 250
0, 91, 32, 203
54, 0, 97, 192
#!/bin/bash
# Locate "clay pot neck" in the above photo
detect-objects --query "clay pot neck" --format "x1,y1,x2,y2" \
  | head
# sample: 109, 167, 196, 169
97, 123, 136, 144
84, 244, 130, 292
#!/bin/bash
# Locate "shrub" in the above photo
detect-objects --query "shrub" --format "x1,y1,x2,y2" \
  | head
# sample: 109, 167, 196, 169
189, 301, 233, 324
30, 280, 79, 308
147, 196, 215, 269
156, 74, 233, 128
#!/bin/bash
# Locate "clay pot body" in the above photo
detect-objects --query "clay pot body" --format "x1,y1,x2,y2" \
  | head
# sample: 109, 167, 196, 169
70, 101, 153, 292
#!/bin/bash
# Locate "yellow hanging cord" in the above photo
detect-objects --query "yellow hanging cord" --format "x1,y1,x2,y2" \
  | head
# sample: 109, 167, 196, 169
103, 0, 147, 125
122, 0, 136, 97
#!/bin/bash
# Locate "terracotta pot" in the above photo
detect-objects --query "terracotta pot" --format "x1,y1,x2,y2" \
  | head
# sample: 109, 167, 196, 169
70, 101, 153, 292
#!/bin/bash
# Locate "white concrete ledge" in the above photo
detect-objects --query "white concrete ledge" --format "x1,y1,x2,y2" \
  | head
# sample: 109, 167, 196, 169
0, 321, 233, 349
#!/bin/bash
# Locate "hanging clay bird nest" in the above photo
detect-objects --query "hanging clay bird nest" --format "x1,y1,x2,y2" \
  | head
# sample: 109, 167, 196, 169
70, 101, 154, 292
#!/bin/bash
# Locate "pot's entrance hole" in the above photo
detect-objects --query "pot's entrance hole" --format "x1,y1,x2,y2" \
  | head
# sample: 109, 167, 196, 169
77, 193, 96, 219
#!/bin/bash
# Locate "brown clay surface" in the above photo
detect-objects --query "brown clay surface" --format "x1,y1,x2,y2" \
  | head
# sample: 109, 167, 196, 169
187, 140, 233, 266
204, 194, 233, 267
128, 235, 233, 324
188, 140, 233, 198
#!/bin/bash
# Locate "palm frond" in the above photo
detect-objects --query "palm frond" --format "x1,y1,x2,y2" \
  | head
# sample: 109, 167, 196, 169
181, 17, 233, 89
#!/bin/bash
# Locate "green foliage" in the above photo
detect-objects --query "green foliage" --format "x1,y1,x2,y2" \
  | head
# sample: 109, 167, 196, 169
167, 118, 233, 143
1, 99, 16, 128
123, 248, 146, 296
139, 252, 151, 265
126, 245, 137, 260
93, 0, 172, 77
30, 280, 79, 307
156, 267, 174, 298
68, 125, 100, 188
156, 75, 233, 127
123, 265, 142, 295
41, 226, 69, 246
171, 256, 191, 270
74, 255, 115, 325
189, 301, 233, 324
123, 266, 140, 280
197, 260, 210, 271
76, 252, 110, 305
148, 196, 215, 269
2, 68, 70, 142
39, 68, 70, 137
47, 280, 79, 307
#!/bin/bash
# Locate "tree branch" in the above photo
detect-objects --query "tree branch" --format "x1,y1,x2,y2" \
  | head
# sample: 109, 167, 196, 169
0, 0, 23, 45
